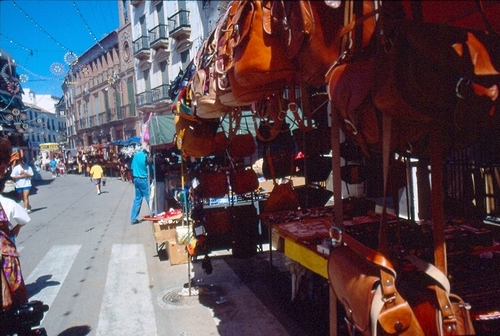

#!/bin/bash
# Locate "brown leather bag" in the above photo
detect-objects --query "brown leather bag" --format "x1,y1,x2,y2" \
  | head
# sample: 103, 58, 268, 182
199, 170, 228, 199
174, 112, 216, 158
398, 255, 476, 336
230, 168, 259, 195
273, 1, 345, 86
264, 181, 300, 213
328, 232, 424, 336
227, 0, 295, 87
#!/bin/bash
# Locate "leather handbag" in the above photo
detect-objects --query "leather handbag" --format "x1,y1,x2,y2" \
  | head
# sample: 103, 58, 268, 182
230, 167, 259, 195
199, 170, 228, 199
192, 21, 229, 119
226, 0, 295, 87
174, 112, 216, 158
210, 130, 230, 157
328, 230, 424, 336
272, 1, 345, 86
228, 133, 256, 159
264, 181, 300, 213
398, 255, 476, 336
227, 110, 256, 159
328, 112, 425, 336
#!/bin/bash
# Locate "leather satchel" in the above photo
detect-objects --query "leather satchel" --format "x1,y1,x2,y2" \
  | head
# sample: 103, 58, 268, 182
398, 255, 476, 336
328, 231, 424, 336
174, 112, 216, 158
273, 1, 345, 86
227, 0, 295, 87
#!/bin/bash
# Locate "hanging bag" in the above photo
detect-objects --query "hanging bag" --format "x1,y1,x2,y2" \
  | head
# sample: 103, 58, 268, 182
226, 0, 294, 87
230, 166, 259, 195
327, 106, 425, 335
198, 168, 228, 199
227, 109, 256, 159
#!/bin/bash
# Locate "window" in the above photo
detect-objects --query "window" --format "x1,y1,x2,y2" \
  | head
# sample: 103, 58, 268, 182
181, 50, 190, 70
160, 61, 169, 84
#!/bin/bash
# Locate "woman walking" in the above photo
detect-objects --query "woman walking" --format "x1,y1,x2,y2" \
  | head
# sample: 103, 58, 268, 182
11, 157, 33, 213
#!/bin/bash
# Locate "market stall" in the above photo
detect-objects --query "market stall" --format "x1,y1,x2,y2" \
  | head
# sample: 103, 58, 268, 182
140, 0, 500, 334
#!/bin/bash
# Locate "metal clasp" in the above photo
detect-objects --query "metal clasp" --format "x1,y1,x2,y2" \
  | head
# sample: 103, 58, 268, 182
329, 226, 343, 247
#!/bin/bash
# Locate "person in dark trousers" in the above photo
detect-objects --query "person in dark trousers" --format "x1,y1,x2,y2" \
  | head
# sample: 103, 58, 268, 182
129, 146, 151, 224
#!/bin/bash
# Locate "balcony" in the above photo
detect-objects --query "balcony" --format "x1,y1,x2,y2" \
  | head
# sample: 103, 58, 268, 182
152, 84, 171, 104
133, 36, 150, 60
149, 24, 170, 51
168, 10, 191, 40
136, 91, 153, 108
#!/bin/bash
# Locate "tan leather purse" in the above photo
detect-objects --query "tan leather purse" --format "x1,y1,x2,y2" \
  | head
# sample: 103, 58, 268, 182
328, 230, 424, 336
226, 0, 294, 87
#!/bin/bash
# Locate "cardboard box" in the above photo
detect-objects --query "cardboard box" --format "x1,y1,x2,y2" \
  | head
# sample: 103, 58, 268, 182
271, 229, 284, 252
167, 241, 189, 265
152, 222, 176, 244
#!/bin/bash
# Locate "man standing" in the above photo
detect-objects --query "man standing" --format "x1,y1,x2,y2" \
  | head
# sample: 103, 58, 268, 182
11, 157, 34, 213
49, 157, 57, 178
130, 147, 151, 224
89, 161, 105, 195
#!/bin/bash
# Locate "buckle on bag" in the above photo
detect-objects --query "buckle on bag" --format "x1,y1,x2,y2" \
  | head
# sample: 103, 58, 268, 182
329, 226, 343, 247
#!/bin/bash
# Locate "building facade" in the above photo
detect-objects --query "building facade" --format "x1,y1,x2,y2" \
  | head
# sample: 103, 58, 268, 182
63, 1, 137, 151
62, 0, 228, 151
130, 0, 228, 116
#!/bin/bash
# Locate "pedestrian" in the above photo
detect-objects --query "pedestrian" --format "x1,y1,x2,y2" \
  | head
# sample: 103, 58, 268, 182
89, 161, 105, 195
49, 157, 57, 178
0, 138, 29, 313
129, 146, 151, 224
0, 178, 31, 244
31, 157, 42, 181
11, 157, 34, 213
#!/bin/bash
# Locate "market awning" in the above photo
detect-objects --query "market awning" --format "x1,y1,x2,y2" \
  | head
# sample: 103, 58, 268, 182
148, 115, 176, 147
39, 143, 59, 150
125, 136, 141, 145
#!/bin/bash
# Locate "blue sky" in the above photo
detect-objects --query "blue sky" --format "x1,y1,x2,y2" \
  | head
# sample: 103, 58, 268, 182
0, 0, 119, 98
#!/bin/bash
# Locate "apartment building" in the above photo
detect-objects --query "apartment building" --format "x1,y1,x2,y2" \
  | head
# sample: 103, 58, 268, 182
63, 2, 136, 151
130, 0, 228, 116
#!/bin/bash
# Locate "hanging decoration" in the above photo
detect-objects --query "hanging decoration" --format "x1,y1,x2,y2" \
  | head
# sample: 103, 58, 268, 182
19, 74, 28, 83
6, 81, 20, 95
1, 64, 11, 82
107, 75, 116, 85
72, 1, 107, 53
12, 1, 75, 54
64, 52, 78, 66
15, 64, 60, 82
0, 33, 33, 55
50, 62, 66, 76
79, 64, 91, 77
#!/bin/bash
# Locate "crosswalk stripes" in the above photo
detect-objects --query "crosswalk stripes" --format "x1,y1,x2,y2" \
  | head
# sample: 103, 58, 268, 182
24, 245, 82, 309
95, 244, 158, 336
17, 244, 158, 335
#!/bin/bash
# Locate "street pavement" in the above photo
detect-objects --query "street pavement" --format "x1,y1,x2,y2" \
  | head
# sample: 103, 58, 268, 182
11, 169, 330, 336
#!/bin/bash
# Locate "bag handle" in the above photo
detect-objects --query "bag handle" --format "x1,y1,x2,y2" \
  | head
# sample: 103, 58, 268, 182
330, 102, 398, 305
251, 94, 287, 142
